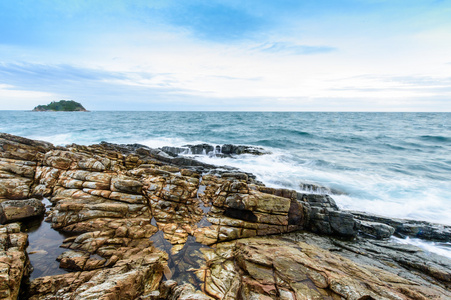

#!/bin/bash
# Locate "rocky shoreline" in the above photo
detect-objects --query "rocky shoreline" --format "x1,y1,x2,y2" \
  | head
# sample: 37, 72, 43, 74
0, 132, 450, 299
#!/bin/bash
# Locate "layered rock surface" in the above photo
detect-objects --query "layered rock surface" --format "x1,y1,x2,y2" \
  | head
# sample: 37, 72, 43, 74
0, 223, 29, 300
200, 235, 450, 300
0, 132, 449, 299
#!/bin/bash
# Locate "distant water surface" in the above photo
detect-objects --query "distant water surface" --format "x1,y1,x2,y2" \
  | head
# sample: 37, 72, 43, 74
1, 111, 450, 227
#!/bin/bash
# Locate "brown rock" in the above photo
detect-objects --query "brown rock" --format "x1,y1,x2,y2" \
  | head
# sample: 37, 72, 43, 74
0, 177, 33, 200
0, 223, 29, 300
111, 175, 143, 194
0, 133, 54, 161
200, 237, 451, 300
0, 198, 45, 224
1, 133, 448, 300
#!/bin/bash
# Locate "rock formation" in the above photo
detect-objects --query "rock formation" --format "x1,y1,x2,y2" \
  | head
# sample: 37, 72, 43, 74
161, 144, 270, 157
0, 132, 450, 299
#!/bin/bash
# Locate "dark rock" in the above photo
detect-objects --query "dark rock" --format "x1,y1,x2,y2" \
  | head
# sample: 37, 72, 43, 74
297, 193, 340, 210
161, 143, 270, 158
287, 198, 305, 225
160, 146, 190, 156
329, 210, 358, 237
358, 220, 395, 239
187, 144, 214, 155
299, 182, 332, 194
224, 208, 258, 222
350, 211, 451, 241
220, 144, 269, 156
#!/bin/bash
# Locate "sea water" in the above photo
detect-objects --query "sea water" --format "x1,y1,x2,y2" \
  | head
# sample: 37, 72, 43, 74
1, 111, 450, 257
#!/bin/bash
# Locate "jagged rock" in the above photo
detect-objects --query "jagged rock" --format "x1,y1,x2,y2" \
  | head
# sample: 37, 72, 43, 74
0, 223, 29, 300
56, 250, 91, 271
297, 193, 340, 210
0, 198, 45, 224
199, 236, 451, 300
358, 220, 396, 239
221, 144, 269, 156
0, 157, 37, 200
0, 133, 54, 161
0, 133, 450, 300
28, 248, 166, 300
192, 176, 307, 245
351, 211, 451, 241
285, 231, 451, 292
161, 143, 270, 157
296, 193, 359, 237
167, 282, 214, 300
299, 182, 347, 195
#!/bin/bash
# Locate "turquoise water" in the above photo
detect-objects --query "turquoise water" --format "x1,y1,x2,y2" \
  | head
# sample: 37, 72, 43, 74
1, 111, 450, 226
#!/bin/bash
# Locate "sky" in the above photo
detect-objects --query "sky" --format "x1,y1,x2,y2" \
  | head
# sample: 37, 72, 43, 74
0, 0, 451, 111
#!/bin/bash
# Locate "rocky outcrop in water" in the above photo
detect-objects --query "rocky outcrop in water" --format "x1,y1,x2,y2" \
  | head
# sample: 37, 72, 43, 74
161, 143, 270, 157
351, 211, 451, 241
0, 132, 450, 300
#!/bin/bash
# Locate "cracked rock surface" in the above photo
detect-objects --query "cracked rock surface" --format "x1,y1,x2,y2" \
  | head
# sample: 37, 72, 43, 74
0, 133, 450, 300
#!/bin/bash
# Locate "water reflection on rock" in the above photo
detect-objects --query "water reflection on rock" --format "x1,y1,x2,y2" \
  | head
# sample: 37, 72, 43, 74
22, 199, 71, 280
150, 231, 210, 289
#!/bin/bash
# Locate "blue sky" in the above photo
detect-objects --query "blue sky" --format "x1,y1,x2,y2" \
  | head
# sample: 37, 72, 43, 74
1, 0, 450, 111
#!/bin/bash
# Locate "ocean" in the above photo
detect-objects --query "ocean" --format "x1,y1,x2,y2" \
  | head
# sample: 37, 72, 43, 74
1, 111, 450, 257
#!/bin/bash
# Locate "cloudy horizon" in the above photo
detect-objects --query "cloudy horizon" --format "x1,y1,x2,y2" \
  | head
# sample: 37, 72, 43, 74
1, 0, 451, 111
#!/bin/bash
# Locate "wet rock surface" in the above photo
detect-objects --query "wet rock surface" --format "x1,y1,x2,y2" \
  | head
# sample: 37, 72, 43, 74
161, 143, 270, 157
350, 210, 451, 241
0, 133, 449, 299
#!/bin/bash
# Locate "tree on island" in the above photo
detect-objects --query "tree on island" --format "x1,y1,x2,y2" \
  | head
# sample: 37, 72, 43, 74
33, 100, 87, 112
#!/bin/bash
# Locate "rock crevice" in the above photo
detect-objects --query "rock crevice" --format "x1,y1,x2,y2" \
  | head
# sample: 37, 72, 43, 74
0, 133, 449, 300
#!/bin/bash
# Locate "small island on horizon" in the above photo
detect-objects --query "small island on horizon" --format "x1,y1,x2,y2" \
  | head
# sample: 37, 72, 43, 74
32, 100, 88, 112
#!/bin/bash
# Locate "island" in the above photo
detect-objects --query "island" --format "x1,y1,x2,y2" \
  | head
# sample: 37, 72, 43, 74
32, 100, 87, 112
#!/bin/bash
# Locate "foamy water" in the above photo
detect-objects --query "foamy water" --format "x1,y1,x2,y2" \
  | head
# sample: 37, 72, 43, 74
1, 111, 450, 256
391, 236, 451, 259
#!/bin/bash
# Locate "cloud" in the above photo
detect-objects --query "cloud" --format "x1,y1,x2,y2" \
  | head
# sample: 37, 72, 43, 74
0, 84, 54, 98
1, 1, 451, 111
0, 63, 128, 84
0, 62, 199, 110
255, 42, 336, 55
2, 61, 451, 112
0, 84, 58, 110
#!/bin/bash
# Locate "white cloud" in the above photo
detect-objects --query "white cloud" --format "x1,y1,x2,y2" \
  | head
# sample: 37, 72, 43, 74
0, 84, 57, 110
1, 2, 451, 112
